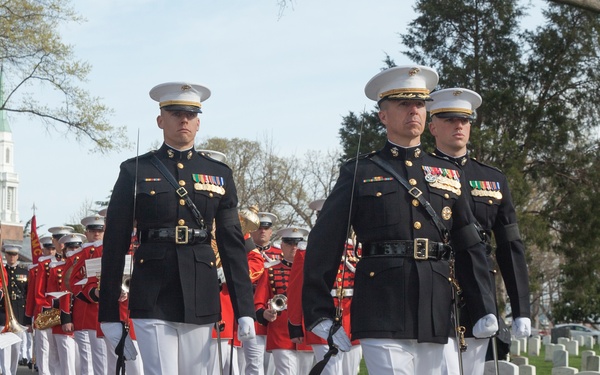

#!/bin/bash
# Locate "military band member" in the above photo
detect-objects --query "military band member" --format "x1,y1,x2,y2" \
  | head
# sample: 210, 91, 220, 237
427, 88, 531, 374
99, 82, 256, 375
32, 227, 72, 375
0, 243, 28, 375
46, 233, 87, 375
254, 227, 313, 375
244, 211, 280, 375
69, 215, 108, 375
302, 65, 498, 374
287, 199, 361, 375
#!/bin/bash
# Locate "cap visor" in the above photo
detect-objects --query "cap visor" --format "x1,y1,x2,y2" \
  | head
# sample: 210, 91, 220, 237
162, 105, 202, 113
434, 112, 471, 119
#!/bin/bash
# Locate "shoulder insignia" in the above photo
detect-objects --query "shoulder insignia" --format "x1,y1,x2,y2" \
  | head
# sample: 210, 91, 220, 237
344, 150, 378, 164
470, 158, 504, 173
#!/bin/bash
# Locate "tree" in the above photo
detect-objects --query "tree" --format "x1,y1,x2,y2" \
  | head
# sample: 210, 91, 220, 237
196, 137, 341, 230
0, 0, 129, 153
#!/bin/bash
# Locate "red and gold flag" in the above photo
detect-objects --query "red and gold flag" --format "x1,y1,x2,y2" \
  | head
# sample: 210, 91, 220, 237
30, 215, 43, 264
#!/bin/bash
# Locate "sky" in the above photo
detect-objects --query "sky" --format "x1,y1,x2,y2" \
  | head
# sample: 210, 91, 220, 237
6, 0, 546, 232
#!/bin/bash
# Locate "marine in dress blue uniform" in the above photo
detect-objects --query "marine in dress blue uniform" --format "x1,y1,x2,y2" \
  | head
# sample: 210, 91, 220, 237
302, 66, 499, 375
98, 82, 256, 375
428, 88, 531, 374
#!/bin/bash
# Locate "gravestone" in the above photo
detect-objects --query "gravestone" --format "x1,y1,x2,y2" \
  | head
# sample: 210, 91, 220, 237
520, 364, 537, 375
552, 326, 571, 344
587, 355, 600, 372
553, 348, 569, 368
529, 336, 541, 356
484, 360, 518, 375
581, 350, 596, 371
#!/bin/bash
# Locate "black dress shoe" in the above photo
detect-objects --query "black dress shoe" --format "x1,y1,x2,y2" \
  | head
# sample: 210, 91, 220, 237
28, 360, 33, 369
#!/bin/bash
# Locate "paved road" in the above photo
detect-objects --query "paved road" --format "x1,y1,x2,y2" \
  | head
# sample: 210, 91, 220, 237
16, 363, 36, 374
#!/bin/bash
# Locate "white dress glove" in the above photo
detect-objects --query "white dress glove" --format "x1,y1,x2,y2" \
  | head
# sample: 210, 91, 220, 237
101, 322, 138, 360
310, 319, 352, 352
216, 267, 226, 284
512, 317, 531, 338
472, 313, 498, 338
237, 316, 256, 342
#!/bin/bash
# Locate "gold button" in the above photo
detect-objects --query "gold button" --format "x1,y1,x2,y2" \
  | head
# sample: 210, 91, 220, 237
178, 219, 185, 226
140, 259, 144, 264
444, 194, 449, 199
179, 199, 185, 206
405, 160, 413, 167
150, 190, 156, 195
210, 262, 214, 266
337, 278, 342, 282
369, 272, 375, 277
414, 221, 422, 229
209, 193, 214, 197
177, 163, 184, 169
178, 180, 185, 186
412, 199, 419, 207
488, 200, 493, 205
376, 192, 382, 197
409, 179, 417, 186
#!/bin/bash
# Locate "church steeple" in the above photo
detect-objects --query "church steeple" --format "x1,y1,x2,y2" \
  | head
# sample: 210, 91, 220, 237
0, 65, 20, 224
0, 65, 10, 133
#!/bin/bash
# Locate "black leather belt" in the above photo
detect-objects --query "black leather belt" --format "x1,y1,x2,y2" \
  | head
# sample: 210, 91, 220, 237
139, 226, 209, 245
363, 239, 450, 260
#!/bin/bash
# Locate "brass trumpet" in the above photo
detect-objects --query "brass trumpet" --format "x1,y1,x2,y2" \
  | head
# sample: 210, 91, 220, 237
0, 263, 25, 333
269, 294, 288, 312
239, 205, 260, 236
121, 275, 131, 293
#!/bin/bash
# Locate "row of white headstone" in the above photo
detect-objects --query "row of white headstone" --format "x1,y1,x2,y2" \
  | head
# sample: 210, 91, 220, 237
482, 335, 600, 374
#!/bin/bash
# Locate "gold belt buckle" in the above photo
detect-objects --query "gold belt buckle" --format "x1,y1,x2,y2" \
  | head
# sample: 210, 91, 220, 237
414, 238, 429, 260
175, 226, 189, 244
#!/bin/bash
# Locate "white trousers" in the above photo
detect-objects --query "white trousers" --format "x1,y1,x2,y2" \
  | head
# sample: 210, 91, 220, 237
312, 343, 362, 375
361, 338, 445, 375
209, 339, 239, 375
34, 328, 58, 375
133, 318, 212, 375
443, 337, 489, 375
52, 333, 77, 375
20, 331, 32, 361
270, 349, 314, 375
105, 337, 144, 375
75, 329, 108, 375
0, 330, 24, 375
242, 335, 275, 375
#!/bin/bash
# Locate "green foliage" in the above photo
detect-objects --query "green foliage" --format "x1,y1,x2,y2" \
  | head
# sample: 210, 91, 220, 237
0, 0, 129, 153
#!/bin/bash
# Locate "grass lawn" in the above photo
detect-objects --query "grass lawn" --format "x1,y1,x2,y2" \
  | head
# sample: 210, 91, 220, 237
514, 339, 598, 374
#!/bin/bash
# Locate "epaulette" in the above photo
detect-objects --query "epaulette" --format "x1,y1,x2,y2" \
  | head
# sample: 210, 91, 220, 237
197, 151, 230, 168
344, 150, 378, 164
470, 157, 504, 173
124, 150, 155, 163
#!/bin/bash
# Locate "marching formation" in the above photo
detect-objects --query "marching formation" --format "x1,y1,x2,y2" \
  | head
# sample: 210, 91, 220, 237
0, 63, 531, 375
